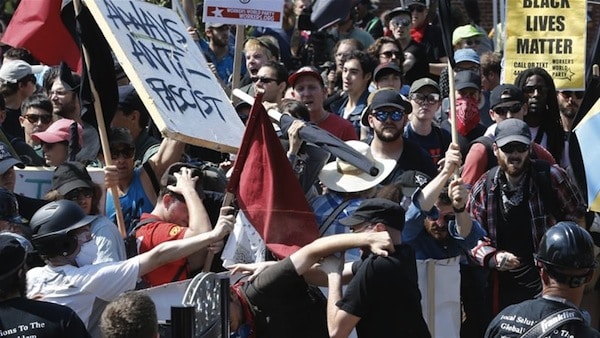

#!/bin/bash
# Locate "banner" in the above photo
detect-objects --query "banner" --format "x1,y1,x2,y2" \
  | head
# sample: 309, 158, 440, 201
503, 0, 586, 89
85, 0, 245, 153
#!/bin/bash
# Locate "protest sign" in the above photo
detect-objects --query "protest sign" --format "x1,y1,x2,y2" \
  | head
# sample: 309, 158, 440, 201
503, 0, 586, 89
203, 0, 284, 28
85, 0, 245, 153
14, 167, 104, 199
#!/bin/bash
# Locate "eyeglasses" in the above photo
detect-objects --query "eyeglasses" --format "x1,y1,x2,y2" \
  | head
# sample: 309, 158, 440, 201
500, 143, 529, 153
523, 85, 545, 95
335, 52, 351, 59
65, 188, 93, 201
389, 19, 411, 28
463, 39, 481, 46
372, 110, 404, 122
110, 147, 135, 160
411, 93, 440, 105
24, 114, 52, 124
559, 91, 584, 100
251, 76, 278, 84
408, 5, 425, 12
494, 103, 523, 115
379, 51, 403, 59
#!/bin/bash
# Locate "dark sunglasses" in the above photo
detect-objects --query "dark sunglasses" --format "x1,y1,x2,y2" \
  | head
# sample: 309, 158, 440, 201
464, 39, 481, 46
494, 103, 523, 115
110, 147, 135, 160
379, 51, 403, 59
251, 76, 277, 84
409, 5, 425, 12
372, 110, 404, 122
560, 91, 584, 99
500, 143, 529, 153
411, 93, 440, 105
65, 188, 93, 201
389, 19, 411, 28
24, 114, 52, 124
523, 85, 545, 95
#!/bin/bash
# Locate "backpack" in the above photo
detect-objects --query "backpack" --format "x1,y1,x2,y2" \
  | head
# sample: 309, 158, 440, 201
124, 217, 159, 259
484, 159, 563, 221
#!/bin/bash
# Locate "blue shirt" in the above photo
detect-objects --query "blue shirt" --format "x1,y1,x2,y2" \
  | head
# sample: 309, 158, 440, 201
198, 38, 246, 85
105, 167, 155, 233
402, 191, 486, 260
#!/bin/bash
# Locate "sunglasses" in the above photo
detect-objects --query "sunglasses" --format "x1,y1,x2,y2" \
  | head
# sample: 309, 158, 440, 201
65, 188, 93, 201
379, 51, 403, 59
500, 143, 529, 153
523, 85, 545, 95
409, 5, 425, 12
494, 103, 523, 115
389, 19, 411, 28
411, 93, 440, 105
110, 147, 135, 160
24, 114, 52, 124
372, 110, 404, 122
560, 91, 584, 99
464, 39, 481, 46
251, 76, 278, 84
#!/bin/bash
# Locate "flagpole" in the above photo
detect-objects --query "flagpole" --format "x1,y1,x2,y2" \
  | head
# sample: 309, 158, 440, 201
73, 0, 127, 238
447, 60, 459, 179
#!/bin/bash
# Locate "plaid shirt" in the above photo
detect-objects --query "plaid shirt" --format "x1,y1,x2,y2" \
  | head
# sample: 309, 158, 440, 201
467, 162, 586, 266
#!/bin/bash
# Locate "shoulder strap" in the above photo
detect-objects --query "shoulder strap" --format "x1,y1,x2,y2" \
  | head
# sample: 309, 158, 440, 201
129, 217, 160, 236
319, 199, 353, 236
520, 308, 584, 338
471, 135, 497, 170
531, 160, 563, 220
143, 161, 160, 194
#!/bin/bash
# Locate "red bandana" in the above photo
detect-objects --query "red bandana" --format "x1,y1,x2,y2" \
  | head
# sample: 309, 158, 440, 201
411, 25, 426, 43
231, 281, 256, 338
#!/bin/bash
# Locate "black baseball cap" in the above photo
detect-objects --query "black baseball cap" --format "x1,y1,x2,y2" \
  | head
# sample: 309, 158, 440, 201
397, 170, 431, 198
362, 88, 412, 126
494, 119, 531, 147
490, 84, 525, 109
454, 70, 481, 91
52, 161, 93, 196
339, 198, 406, 230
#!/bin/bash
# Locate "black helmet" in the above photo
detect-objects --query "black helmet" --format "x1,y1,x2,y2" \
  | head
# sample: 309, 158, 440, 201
535, 221, 598, 287
30, 200, 96, 257
0, 187, 24, 224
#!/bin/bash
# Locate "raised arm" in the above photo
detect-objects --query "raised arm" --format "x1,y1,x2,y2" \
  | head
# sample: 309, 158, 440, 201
140, 137, 186, 200
416, 143, 462, 211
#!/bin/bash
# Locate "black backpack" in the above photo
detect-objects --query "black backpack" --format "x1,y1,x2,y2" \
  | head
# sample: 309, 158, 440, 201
124, 217, 159, 259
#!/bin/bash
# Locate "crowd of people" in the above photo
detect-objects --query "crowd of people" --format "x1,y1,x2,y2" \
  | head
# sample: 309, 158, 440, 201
0, 0, 599, 337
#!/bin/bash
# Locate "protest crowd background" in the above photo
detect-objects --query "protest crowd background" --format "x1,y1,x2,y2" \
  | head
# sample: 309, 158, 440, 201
0, 0, 599, 337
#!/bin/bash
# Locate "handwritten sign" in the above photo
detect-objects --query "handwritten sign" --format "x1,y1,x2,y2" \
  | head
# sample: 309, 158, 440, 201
503, 0, 586, 89
203, 0, 284, 28
85, 0, 245, 153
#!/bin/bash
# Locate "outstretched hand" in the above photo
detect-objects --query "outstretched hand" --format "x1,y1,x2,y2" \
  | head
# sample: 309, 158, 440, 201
227, 261, 277, 282
213, 206, 236, 238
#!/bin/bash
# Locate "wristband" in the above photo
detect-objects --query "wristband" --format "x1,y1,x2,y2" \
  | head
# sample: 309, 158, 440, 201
453, 205, 466, 213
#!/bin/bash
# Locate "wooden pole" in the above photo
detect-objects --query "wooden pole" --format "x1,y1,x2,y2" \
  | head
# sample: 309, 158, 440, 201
447, 60, 459, 179
73, 0, 127, 238
230, 25, 245, 100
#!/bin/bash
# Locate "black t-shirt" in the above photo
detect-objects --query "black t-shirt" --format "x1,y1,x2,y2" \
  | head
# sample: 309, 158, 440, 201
242, 257, 328, 338
2, 107, 24, 141
337, 244, 431, 338
382, 138, 438, 185
0, 298, 90, 337
486, 297, 600, 337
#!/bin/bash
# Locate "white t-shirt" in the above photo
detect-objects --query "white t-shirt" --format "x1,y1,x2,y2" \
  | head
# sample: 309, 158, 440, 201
26, 258, 140, 329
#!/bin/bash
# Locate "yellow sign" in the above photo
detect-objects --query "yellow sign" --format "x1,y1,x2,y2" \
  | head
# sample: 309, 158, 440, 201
504, 0, 586, 89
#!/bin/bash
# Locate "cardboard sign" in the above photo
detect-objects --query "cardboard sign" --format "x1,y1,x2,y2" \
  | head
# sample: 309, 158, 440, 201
503, 0, 586, 89
14, 167, 104, 199
203, 0, 284, 28
85, 0, 245, 153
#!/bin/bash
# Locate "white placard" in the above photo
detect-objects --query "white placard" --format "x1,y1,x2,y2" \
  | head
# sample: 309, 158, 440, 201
14, 167, 104, 200
203, 0, 284, 29
85, 0, 245, 153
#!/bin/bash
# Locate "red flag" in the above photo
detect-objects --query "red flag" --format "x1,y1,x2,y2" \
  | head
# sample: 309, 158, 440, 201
228, 96, 319, 259
1, 0, 82, 72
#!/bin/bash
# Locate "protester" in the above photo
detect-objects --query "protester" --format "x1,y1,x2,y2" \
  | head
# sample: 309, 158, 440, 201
371, 62, 403, 92
31, 118, 82, 167
0, 233, 91, 337
355, 0, 383, 39
101, 292, 158, 338
0, 59, 36, 139
325, 38, 364, 97
485, 222, 599, 337
27, 199, 235, 337
17, 94, 52, 166
319, 198, 431, 337
557, 90, 584, 168
253, 61, 288, 106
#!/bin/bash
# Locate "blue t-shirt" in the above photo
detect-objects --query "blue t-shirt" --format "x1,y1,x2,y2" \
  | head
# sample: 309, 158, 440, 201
105, 167, 155, 233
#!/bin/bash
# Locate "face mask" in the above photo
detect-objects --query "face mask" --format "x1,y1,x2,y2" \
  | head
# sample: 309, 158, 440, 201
75, 240, 98, 267
455, 97, 481, 137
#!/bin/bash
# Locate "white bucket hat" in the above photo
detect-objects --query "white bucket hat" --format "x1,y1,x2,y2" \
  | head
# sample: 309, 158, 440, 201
319, 140, 396, 193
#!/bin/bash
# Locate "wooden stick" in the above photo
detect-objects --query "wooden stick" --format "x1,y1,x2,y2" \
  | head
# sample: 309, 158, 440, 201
73, 0, 127, 238
447, 60, 459, 179
202, 192, 235, 272
230, 25, 245, 100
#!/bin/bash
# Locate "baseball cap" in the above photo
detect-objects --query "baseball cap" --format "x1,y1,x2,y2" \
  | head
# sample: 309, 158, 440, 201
410, 78, 440, 94
118, 85, 145, 113
0, 142, 24, 174
454, 48, 480, 65
108, 127, 135, 147
494, 119, 531, 147
0, 235, 27, 286
385, 7, 411, 21
490, 84, 525, 109
454, 70, 481, 91
405, 0, 427, 8
452, 24, 484, 45
0, 60, 33, 84
397, 170, 431, 198
373, 63, 402, 82
161, 162, 205, 198
31, 119, 83, 146
0, 187, 25, 225
288, 66, 323, 88
339, 198, 406, 230
252, 36, 280, 60
52, 161, 94, 196
362, 88, 412, 126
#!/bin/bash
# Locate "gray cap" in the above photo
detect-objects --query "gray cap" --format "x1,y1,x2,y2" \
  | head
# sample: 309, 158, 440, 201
0, 60, 33, 84
494, 119, 531, 147
410, 78, 440, 94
